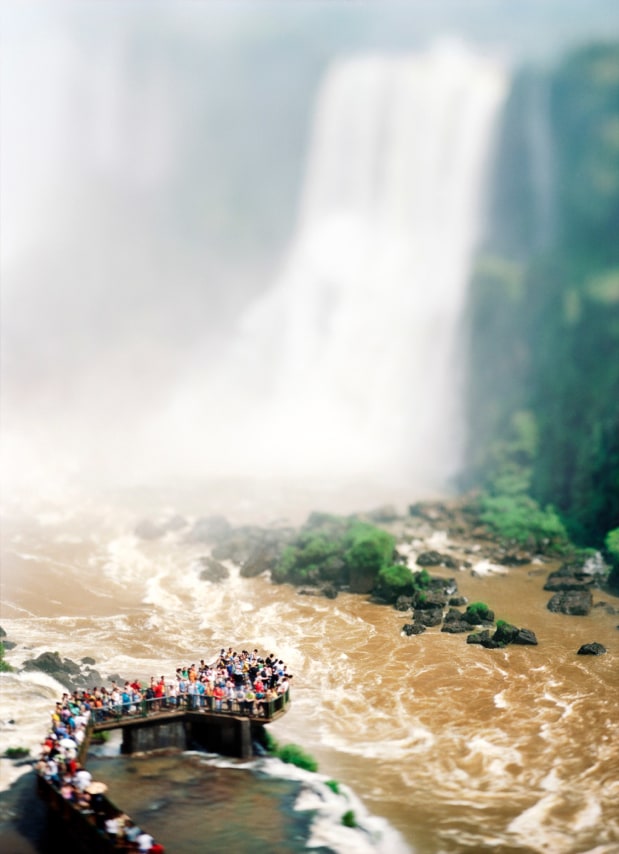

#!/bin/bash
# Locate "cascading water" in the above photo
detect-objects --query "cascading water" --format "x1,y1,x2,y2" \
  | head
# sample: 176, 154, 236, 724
174, 41, 507, 490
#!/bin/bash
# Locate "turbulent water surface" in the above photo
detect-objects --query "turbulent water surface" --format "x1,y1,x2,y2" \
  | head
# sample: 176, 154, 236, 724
1, 480, 618, 853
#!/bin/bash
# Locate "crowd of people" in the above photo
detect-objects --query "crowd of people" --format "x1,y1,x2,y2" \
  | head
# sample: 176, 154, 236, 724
36, 647, 292, 850
84, 647, 292, 720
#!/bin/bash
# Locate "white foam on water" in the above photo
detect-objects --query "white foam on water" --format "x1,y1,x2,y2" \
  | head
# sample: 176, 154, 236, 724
472, 559, 509, 576
493, 689, 508, 708
259, 758, 414, 853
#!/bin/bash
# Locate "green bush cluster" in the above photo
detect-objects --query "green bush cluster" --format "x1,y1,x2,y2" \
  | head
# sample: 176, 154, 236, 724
275, 743, 319, 773
479, 492, 568, 550
0, 643, 13, 673
4, 747, 29, 759
272, 516, 396, 589
467, 602, 493, 622
375, 564, 431, 602
262, 731, 319, 773
341, 809, 357, 828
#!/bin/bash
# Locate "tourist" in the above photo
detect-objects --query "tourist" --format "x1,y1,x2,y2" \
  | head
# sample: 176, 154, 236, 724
137, 829, 155, 851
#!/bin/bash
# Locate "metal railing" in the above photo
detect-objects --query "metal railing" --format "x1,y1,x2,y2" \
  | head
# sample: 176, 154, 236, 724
91, 686, 291, 726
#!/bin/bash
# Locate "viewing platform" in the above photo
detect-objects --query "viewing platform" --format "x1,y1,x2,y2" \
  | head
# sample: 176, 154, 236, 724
89, 690, 291, 759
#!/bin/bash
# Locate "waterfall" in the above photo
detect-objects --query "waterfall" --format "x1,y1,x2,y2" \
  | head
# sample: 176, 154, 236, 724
167, 41, 507, 490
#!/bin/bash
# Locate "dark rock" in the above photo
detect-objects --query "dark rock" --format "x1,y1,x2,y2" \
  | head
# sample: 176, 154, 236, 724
449, 596, 468, 607
321, 583, 338, 600
81, 657, 96, 666
241, 545, 279, 578
0, 627, 6, 637
23, 652, 105, 693
441, 622, 472, 633
417, 551, 458, 569
577, 642, 606, 655
466, 630, 490, 644
443, 608, 464, 623
501, 553, 533, 566
463, 605, 495, 625
402, 623, 426, 636
2, 641, 17, 650
480, 637, 504, 649
513, 627, 538, 645
544, 575, 594, 592
297, 587, 322, 596
414, 608, 443, 627
547, 590, 593, 616
493, 622, 520, 644
414, 591, 449, 609
395, 595, 414, 612
198, 557, 229, 583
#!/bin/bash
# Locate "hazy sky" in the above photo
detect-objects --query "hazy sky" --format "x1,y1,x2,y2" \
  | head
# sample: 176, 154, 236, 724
2, 1, 618, 501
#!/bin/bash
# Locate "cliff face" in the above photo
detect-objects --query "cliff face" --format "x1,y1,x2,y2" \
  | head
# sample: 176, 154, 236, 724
464, 42, 619, 546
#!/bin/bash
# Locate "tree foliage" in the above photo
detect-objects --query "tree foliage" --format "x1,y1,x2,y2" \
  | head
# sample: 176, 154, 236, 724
272, 515, 396, 589
465, 42, 619, 549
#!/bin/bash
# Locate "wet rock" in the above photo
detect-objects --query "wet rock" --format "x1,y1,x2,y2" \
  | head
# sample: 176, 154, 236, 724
321, 583, 338, 600
413, 608, 443, 628
441, 622, 471, 634
2, 640, 17, 650
81, 657, 96, 666
23, 652, 105, 693
544, 575, 595, 593
500, 552, 533, 566
577, 642, 606, 655
198, 557, 230, 583
449, 596, 468, 607
443, 607, 464, 623
416, 551, 458, 569
241, 545, 280, 578
402, 623, 426, 636
414, 591, 449, 610
513, 628, 538, 645
480, 637, 504, 649
463, 605, 495, 625
466, 630, 490, 644
547, 589, 593, 616
297, 587, 322, 597
493, 622, 520, 644
0, 627, 6, 637
395, 595, 414, 612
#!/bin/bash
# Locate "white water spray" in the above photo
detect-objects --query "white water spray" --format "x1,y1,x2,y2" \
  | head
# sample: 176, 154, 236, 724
161, 42, 507, 489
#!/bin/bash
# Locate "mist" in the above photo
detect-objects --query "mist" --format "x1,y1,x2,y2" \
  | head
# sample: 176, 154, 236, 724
2, 1, 618, 503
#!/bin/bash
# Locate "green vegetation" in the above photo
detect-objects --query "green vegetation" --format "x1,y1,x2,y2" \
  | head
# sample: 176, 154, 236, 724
605, 528, 619, 593
467, 602, 493, 622
4, 747, 29, 759
272, 515, 396, 591
341, 809, 357, 828
0, 642, 13, 673
465, 43, 619, 552
375, 564, 431, 603
479, 493, 568, 550
261, 731, 319, 772
275, 743, 319, 773
325, 779, 341, 795
605, 528, 619, 564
